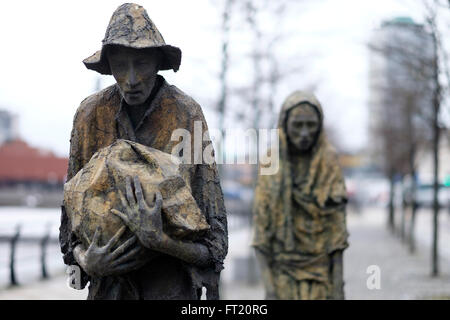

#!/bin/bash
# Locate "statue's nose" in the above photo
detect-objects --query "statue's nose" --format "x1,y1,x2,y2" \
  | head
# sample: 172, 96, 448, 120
300, 126, 309, 137
126, 66, 139, 88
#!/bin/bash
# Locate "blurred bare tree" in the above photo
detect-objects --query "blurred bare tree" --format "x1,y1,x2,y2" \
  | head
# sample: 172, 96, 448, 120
369, 0, 449, 277
214, 0, 234, 177
422, 0, 449, 277
211, 0, 320, 132
235, 0, 318, 130
209, 0, 321, 189
369, 16, 433, 237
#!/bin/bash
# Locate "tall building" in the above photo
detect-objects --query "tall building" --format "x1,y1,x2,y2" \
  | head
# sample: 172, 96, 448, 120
368, 17, 434, 172
0, 109, 18, 145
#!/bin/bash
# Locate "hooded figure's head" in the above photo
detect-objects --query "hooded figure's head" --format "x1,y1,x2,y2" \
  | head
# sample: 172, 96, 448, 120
252, 91, 348, 253
274, 90, 345, 209
278, 91, 324, 154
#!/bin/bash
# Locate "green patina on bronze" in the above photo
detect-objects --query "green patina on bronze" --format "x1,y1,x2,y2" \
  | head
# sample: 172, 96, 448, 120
252, 91, 349, 300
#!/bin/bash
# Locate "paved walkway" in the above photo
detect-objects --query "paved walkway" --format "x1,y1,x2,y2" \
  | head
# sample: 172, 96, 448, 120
1, 207, 449, 300
344, 208, 450, 299
222, 207, 450, 299
0, 272, 87, 300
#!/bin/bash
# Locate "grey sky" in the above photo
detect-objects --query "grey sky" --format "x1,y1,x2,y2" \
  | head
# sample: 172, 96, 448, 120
0, 0, 432, 156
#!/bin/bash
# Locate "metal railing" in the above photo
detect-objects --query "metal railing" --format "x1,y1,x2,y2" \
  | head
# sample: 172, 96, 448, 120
0, 224, 59, 286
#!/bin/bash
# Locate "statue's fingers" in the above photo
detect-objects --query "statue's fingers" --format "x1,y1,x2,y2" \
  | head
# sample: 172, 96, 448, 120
148, 192, 155, 206
133, 176, 145, 208
111, 245, 142, 267
111, 209, 130, 225
105, 225, 126, 250
110, 234, 137, 260
92, 226, 102, 246
152, 191, 163, 213
118, 189, 129, 209
82, 230, 91, 246
125, 176, 136, 207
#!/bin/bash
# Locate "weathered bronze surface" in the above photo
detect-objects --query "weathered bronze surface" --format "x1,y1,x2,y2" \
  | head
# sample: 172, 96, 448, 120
59, 3, 227, 300
64, 139, 210, 248
83, 3, 181, 74
252, 91, 349, 300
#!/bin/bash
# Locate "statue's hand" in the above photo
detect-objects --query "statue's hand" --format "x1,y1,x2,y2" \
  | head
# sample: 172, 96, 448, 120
112, 176, 164, 251
74, 225, 148, 277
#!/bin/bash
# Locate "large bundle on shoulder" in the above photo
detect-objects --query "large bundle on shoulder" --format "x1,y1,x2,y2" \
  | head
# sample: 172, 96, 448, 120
63, 139, 209, 249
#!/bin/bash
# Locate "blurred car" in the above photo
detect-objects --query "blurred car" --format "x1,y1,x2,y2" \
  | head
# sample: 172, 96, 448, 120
345, 173, 390, 209
415, 184, 449, 209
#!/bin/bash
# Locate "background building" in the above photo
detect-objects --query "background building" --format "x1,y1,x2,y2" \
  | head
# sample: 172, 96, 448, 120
0, 110, 68, 207
368, 17, 435, 177
0, 109, 18, 145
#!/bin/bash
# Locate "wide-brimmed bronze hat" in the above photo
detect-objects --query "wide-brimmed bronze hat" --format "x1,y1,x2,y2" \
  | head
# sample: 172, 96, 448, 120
83, 3, 182, 74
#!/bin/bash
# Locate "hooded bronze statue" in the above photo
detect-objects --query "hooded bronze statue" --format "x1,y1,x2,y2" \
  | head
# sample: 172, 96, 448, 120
252, 91, 349, 300
59, 3, 227, 300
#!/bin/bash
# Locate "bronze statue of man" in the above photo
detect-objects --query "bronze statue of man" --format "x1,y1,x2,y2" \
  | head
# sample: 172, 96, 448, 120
252, 91, 349, 300
59, 3, 227, 300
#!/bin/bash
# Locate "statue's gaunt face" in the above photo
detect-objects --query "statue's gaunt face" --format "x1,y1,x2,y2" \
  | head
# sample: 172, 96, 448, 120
106, 45, 161, 106
286, 104, 320, 152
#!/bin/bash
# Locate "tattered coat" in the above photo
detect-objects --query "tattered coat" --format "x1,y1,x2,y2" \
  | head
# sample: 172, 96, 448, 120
60, 75, 228, 300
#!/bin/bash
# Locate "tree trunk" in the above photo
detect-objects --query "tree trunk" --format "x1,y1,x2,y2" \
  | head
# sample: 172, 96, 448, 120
217, 0, 234, 178
431, 25, 440, 277
408, 137, 417, 253
388, 174, 395, 232
408, 173, 418, 254
431, 112, 439, 277
431, 101, 440, 277
400, 189, 406, 241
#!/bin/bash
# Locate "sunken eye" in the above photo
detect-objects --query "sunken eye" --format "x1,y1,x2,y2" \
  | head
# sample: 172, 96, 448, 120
291, 121, 317, 130
293, 121, 312, 127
